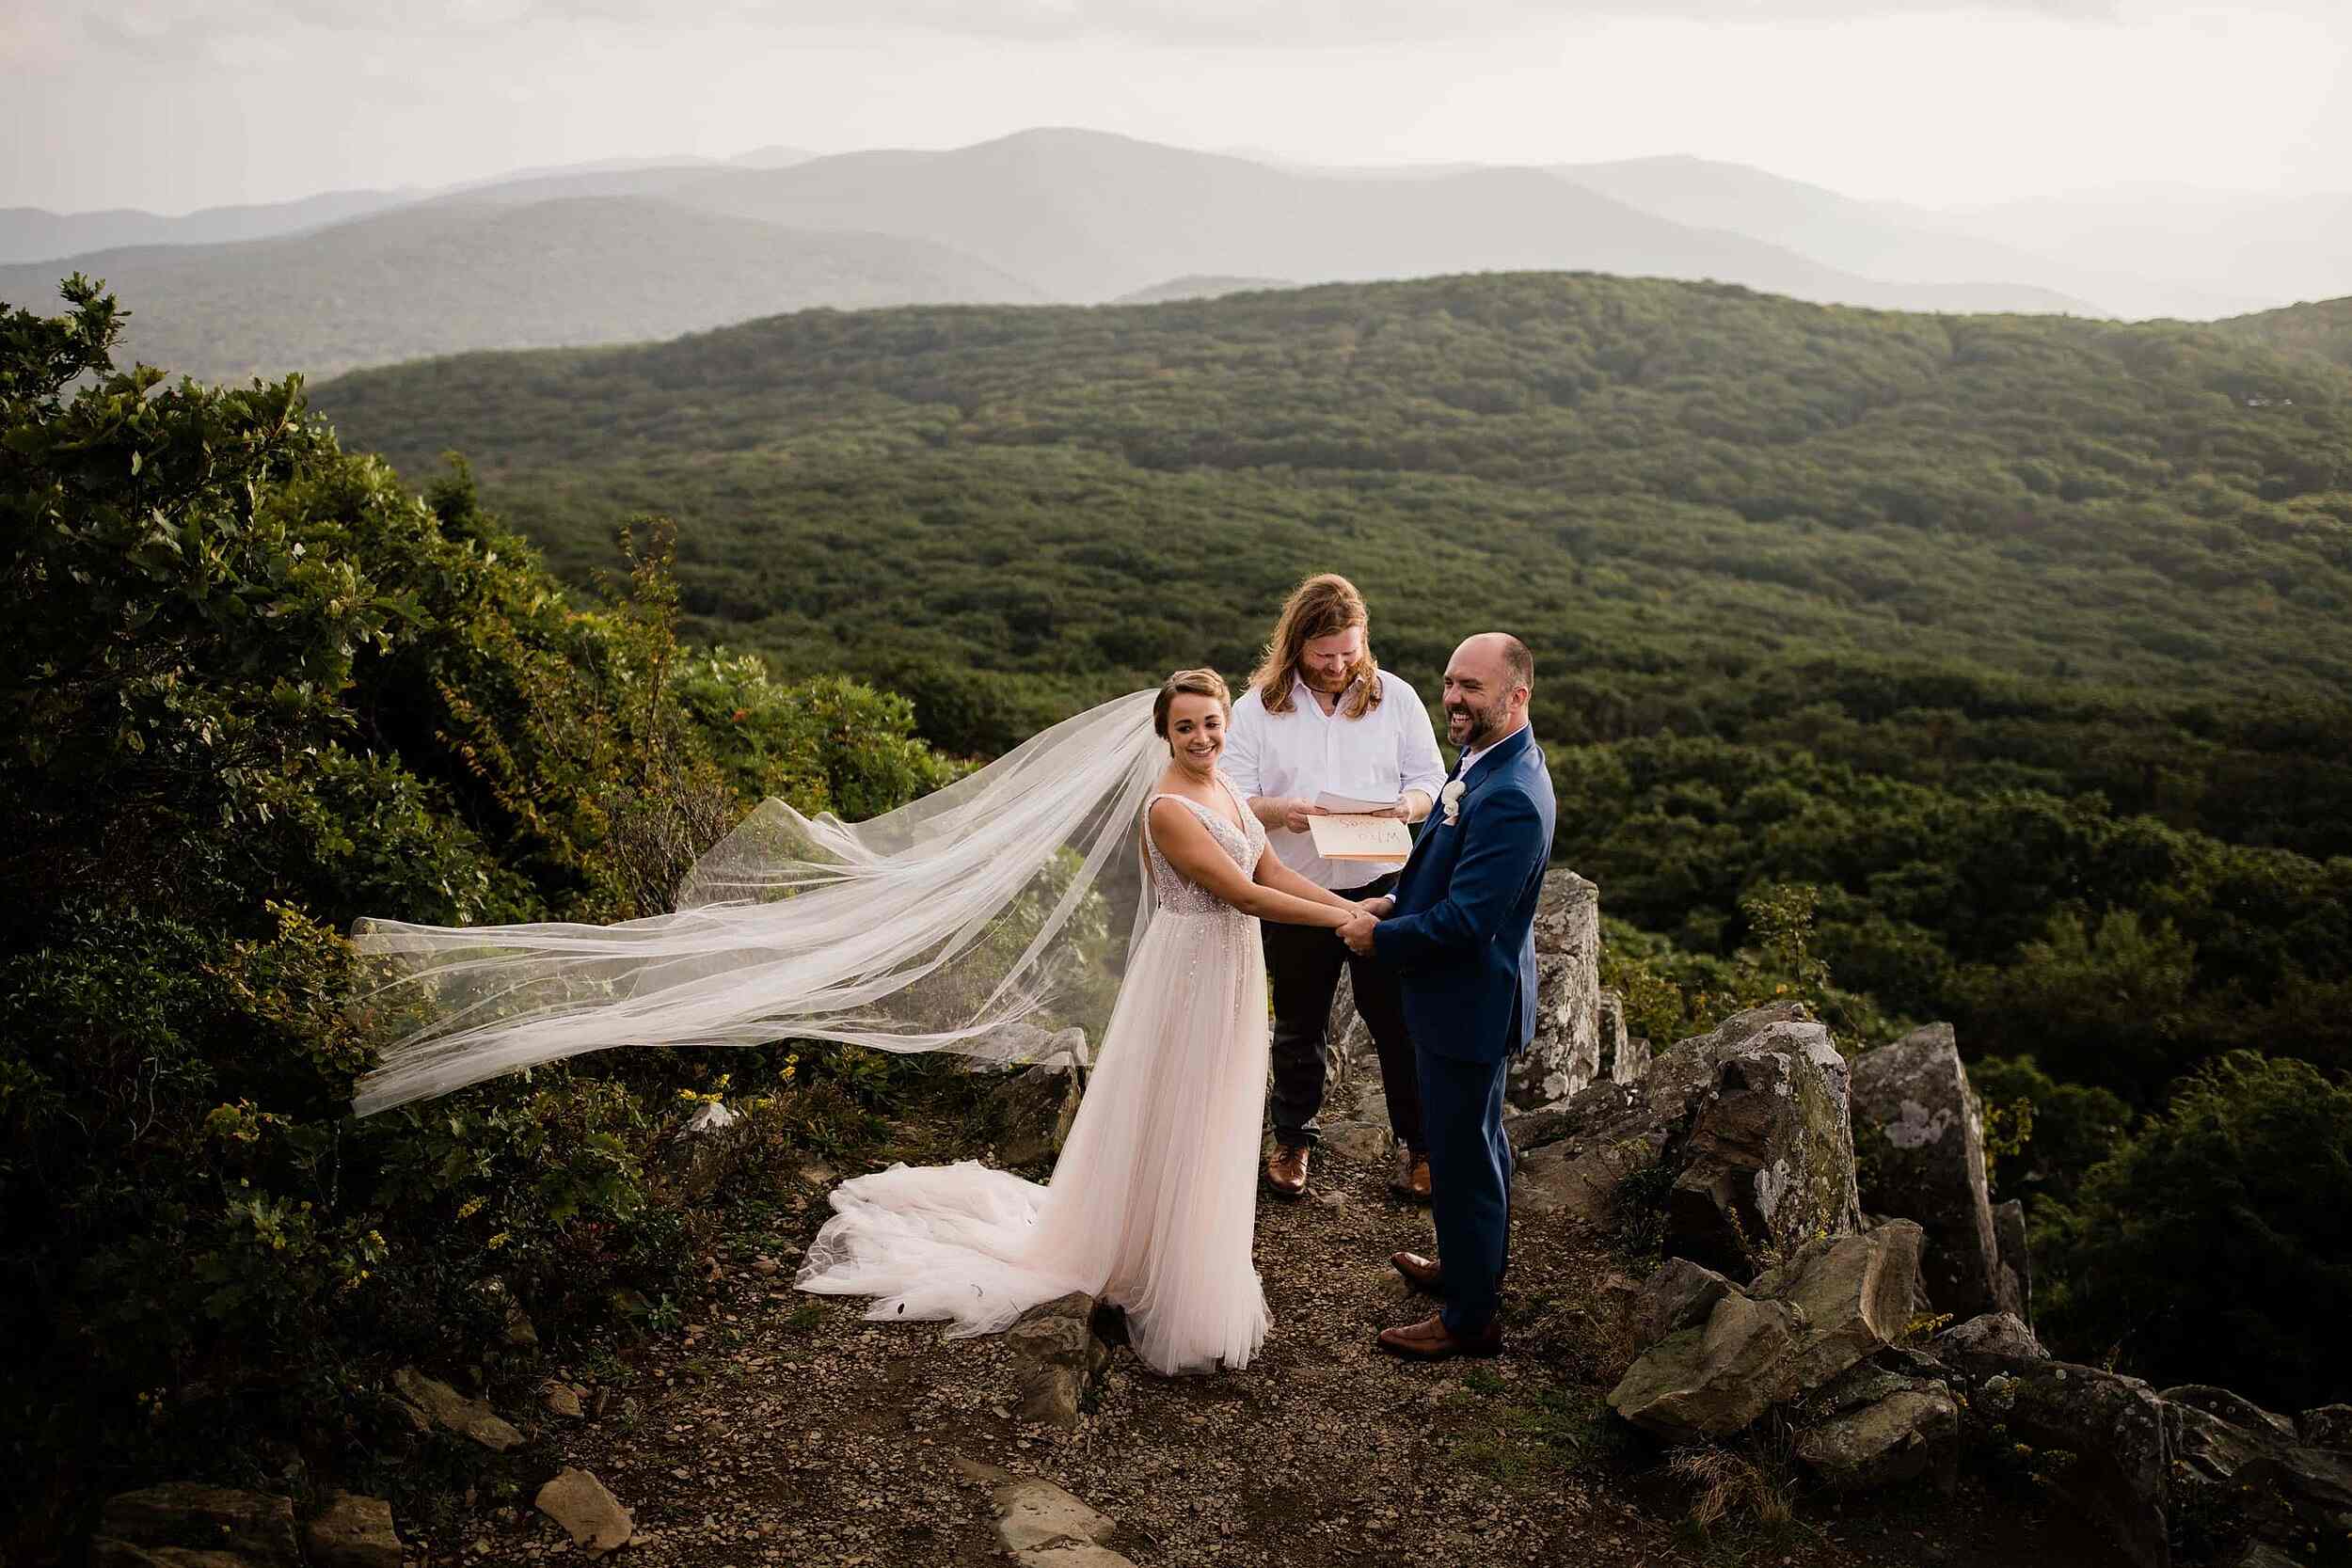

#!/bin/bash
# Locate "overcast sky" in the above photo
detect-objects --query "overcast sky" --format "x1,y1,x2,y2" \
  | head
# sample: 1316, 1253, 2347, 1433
5, 0, 2345, 214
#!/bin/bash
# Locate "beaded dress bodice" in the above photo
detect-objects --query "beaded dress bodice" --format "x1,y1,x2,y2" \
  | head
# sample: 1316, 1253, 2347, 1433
1141, 774, 1267, 917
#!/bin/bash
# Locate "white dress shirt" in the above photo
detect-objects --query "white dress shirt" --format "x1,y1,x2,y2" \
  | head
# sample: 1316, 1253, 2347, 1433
1224, 670, 1449, 891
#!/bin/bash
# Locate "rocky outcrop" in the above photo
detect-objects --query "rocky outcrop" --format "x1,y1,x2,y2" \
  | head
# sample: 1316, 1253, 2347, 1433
1963, 1355, 2172, 1568
1007, 1291, 1113, 1427
1519, 869, 1602, 1103
977, 1060, 1085, 1167
1851, 1023, 2021, 1320
2164, 1386, 2352, 1565
1669, 1020, 1863, 1277
1510, 1003, 1858, 1275
90, 1486, 300, 1568
1608, 1221, 1928, 1443
1597, 990, 1652, 1085
1795, 1386, 1960, 1493
1933, 1310, 2046, 1363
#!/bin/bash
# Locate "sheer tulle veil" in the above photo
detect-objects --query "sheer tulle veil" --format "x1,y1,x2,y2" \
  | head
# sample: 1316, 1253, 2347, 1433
348, 689, 1167, 1116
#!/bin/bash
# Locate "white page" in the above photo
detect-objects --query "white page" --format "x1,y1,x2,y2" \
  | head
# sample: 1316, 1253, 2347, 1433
1313, 790, 1401, 816
1307, 815, 1411, 863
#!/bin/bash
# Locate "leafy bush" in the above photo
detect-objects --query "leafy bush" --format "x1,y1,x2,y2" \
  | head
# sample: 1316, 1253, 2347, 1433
2032, 1051, 2352, 1409
0, 280, 958, 1554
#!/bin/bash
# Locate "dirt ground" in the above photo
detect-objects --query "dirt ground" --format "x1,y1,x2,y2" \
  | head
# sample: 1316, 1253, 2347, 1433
402, 1132, 2133, 1568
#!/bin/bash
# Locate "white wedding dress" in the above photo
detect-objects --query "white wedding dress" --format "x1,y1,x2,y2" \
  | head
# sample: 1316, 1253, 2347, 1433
795, 771, 1274, 1374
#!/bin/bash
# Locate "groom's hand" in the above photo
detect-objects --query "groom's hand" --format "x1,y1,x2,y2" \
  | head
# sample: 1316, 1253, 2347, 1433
1338, 911, 1379, 955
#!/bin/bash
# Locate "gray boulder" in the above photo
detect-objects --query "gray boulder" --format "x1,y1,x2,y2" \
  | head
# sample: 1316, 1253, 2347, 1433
1007, 1291, 1112, 1427
91, 1485, 300, 1568
1752, 1220, 1930, 1392
2162, 1386, 2352, 1561
1934, 1311, 2047, 1363
1608, 1291, 1806, 1442
1518, 869, 1602, 1104
1993, 1197, 2032, 1323
303, 1493, 402, 1568
534, 1468, 633, 1556
2301, 1405, 2352, 1450
1665, 1013, 1863, 1277
977, 1059, 1084, 1167
388, 1367, 523, 1451
1850, 1023, 2019, 1319
1510, 1081, 1671, 1230
1626, 1258, 1736, 1354
1608, 1223, 1926, 1443
1963, 1356, 2171, 1568
1796, 1386, 1961, 1493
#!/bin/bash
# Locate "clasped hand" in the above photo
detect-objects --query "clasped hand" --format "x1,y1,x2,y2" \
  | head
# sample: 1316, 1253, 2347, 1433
1337, 894, 1394, 956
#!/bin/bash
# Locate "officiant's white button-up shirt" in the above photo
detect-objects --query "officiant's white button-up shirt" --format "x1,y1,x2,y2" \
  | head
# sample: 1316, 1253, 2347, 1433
1223, 670, 1449, 891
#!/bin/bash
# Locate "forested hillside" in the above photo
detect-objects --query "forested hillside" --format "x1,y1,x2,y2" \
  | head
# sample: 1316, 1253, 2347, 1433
317, 271, 2352, 1217
2220, 294, 2352, 371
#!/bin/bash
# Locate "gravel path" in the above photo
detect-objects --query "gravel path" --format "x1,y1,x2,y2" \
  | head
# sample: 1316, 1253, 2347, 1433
405, 1132, 2125, 1568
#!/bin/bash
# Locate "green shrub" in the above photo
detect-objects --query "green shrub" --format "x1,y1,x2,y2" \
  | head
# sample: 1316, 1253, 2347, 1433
2034, 1051, 2352, 1409
0, 280, 958, 1554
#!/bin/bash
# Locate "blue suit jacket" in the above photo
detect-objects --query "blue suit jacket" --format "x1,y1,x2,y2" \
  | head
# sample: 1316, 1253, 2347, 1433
1372, 725, 1557, 1065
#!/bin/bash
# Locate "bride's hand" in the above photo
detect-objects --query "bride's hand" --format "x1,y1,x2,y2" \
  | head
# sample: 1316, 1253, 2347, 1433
1354, 895, 1395, 918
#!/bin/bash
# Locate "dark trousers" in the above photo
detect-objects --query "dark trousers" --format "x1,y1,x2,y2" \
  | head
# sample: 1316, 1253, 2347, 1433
1263, 871, 1423, 1153
1419, 1048, 1514, 1334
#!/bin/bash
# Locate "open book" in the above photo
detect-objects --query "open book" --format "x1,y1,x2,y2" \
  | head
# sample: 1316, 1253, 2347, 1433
1305, 792, 1412, 864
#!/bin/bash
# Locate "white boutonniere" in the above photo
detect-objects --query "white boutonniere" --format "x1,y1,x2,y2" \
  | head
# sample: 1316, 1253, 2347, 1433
1440, 780, 1466, 826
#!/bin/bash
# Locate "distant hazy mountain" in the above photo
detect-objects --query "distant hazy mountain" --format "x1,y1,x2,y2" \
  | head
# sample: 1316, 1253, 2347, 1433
1925, 187, 2352, 321
730, 146, 818, 170
0, 188, 417, 267
1549, 155, 2119, 309
675, 128, 2093, 314
1111, 275, 1291, 304
0, 197, 1040, 384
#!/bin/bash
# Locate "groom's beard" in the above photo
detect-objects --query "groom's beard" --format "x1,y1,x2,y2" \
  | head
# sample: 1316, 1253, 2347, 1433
1450, 705, 1505, 751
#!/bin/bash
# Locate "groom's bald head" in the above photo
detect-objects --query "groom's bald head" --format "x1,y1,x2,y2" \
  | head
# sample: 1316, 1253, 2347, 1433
1441, 633, 1534, 751
1454, 632, 1534, 696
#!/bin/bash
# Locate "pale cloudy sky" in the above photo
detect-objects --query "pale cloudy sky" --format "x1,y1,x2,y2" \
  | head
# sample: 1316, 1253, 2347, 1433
4, 0, 2345, 214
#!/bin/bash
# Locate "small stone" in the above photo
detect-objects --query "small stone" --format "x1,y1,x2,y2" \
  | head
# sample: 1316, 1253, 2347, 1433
303, 1492, 402, 1568
542, 1383, 583, 1418
389, 1369, 523, 1452
751, 1257, 781, 1276
534, 1468, 633, 1557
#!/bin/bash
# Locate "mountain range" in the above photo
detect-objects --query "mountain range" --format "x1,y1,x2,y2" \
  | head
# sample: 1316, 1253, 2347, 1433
8, 129, 2348, 385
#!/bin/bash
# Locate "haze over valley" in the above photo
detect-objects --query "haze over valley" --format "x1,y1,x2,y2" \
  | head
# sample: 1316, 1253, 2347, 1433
8, 129, 2348, 384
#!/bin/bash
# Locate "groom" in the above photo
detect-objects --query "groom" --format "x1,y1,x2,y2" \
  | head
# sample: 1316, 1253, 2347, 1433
1340, 633, 1554, 1359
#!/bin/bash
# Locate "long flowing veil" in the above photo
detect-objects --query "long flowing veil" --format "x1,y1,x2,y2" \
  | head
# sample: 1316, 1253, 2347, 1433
349, 689, 1165, 1116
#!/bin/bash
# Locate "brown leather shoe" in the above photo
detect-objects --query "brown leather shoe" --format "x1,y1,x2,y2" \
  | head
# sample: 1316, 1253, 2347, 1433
1376, 1311, 1502, 1361
1390, 1147, 1432, 1204
1391, 1250, 1443, 1294
1264, 1143, 1310, 1200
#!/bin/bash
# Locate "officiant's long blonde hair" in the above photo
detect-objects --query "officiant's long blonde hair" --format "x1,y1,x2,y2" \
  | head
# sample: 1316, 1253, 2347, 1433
1250, 573, 1383, 720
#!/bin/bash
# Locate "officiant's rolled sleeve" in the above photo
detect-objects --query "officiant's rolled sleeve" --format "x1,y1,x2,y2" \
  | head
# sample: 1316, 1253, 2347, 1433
1373, 790, 1547, 970
1394, 682, 1448, 804
1221, 694, 1264, 800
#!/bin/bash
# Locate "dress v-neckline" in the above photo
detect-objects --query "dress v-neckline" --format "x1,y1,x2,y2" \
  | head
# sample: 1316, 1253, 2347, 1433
1158, 772, 1248, 841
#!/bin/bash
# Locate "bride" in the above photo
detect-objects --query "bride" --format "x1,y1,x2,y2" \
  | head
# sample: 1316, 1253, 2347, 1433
350, 668, 1386, 1374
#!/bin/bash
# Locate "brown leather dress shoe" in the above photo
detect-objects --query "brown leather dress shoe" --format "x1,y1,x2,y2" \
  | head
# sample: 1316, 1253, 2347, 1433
1376, 1311, 1503, 1360
1389, 1147, 1432, 1204
1264, 1143, 1310, 1200
1391, 1250, 1443, 1294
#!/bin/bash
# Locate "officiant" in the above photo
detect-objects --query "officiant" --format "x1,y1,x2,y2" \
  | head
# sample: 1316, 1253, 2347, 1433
1225, 574, 1449, 1204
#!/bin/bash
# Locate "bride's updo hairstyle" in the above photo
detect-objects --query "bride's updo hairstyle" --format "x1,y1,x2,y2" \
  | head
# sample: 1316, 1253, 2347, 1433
1152, 668, 1232, 738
